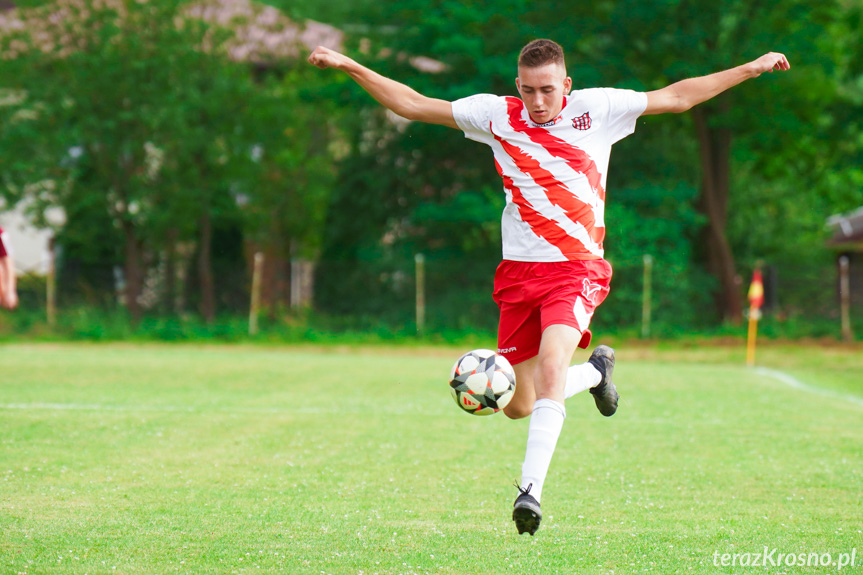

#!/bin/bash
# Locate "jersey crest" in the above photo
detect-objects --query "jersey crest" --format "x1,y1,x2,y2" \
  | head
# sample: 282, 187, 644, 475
572, 111, 591, 130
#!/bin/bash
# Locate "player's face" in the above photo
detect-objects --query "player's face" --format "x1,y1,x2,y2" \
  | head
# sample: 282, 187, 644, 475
516, 63, 572, 124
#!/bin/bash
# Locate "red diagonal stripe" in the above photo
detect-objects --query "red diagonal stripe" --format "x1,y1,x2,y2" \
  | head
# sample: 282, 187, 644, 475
493, 131, 599, 246
506, 97, 605, 201
493, 159, 590, 257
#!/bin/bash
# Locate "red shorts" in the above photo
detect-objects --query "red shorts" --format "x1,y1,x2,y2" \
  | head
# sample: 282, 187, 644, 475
492, 259, 612, 365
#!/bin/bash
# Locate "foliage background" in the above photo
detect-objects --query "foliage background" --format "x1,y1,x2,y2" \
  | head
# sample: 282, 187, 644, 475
1, 0, 862, 340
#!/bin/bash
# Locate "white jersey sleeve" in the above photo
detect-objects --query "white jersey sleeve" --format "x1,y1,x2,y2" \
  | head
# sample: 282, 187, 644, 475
451, 94, 501, 146
597, 88, 647, 144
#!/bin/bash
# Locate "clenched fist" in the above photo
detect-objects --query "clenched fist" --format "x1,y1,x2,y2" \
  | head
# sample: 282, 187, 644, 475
308, 46, 350, 70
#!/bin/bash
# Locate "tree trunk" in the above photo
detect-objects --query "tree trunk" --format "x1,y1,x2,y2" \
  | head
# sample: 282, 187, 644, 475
164, 227, 178, 315
198, 210, 216, 324
692, 101, 744, 324
121, 219, 143, 324
261, 210, 289, 319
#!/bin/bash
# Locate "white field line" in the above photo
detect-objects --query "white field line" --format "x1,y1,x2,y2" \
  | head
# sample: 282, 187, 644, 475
0, 402, 324, 414
755, 366, 863, 409
3, 368, 859, 414
1, 402, 193, 412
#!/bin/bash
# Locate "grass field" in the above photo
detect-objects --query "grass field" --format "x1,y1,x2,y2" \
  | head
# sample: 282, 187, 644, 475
2, 341, 862, 574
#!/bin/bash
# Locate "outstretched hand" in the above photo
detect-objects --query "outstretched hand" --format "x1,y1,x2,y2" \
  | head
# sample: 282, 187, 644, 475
0, 292, 17, 310
751, 52, 791, 77
308, 46, 348, 70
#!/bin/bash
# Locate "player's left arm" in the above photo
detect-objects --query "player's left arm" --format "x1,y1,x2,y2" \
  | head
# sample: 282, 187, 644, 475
642, 52, 790, 116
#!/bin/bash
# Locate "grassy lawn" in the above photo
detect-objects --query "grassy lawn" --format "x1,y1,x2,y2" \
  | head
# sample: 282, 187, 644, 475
1, 342, 862, 574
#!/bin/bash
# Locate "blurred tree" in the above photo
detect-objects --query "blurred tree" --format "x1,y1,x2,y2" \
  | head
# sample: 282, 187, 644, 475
239, 68, 337, 314
0, 0, 341, 322
0, 1, 251, 321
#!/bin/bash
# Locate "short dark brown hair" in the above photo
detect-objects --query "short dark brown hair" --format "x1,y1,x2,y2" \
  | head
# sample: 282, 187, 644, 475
518, 39, 565, 69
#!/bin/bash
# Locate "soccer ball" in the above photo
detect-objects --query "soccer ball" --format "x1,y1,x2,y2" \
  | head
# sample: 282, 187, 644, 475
449, 349, 516, 416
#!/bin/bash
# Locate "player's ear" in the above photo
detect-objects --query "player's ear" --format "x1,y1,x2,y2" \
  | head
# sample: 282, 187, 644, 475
515, 77, 521, 93
564, 76, 572, 93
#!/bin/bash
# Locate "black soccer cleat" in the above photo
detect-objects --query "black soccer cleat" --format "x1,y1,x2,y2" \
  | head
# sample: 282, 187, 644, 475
588, 345, 619, 417
512, 483, 542, 536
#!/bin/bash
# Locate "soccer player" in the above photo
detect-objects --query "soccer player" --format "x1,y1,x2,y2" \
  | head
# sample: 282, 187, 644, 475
308, 39, 789, 535
0, 226, 18, 310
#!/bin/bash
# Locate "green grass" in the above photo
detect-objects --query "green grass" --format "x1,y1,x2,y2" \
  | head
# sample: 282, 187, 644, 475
1, 342, 862, 574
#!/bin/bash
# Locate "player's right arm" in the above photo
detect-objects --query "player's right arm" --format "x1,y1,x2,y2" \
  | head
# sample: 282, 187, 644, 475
308, 46, 458, 130
0, 255, 16, 310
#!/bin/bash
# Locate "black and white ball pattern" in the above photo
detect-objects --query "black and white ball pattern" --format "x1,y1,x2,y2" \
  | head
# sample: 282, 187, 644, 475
449, 349, 516, 416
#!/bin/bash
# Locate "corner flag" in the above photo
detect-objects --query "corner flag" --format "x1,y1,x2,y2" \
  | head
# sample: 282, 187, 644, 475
746, 269, 764, 366
748, 269, 764, 312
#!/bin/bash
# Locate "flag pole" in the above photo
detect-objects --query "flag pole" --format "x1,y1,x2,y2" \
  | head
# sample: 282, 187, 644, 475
745, 309, 759, 366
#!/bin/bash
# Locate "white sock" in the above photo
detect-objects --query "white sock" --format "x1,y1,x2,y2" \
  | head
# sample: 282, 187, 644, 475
564, 362, 602, 399
520, 398, 566, 503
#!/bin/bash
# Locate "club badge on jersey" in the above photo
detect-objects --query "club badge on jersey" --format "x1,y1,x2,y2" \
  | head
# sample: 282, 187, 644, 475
572, 111, 591, 130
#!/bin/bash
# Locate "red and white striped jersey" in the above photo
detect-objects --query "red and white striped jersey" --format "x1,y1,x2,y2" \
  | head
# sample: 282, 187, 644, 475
452, 88, 647, 262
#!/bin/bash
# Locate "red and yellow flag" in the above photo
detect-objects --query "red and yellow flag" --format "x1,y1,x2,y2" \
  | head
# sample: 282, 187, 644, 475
746, 269, 764, 367
748, 269, 764, 311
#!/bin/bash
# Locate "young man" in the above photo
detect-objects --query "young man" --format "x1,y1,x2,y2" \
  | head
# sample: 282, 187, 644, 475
0, 226, 18, 310
308, 39, 789, 535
